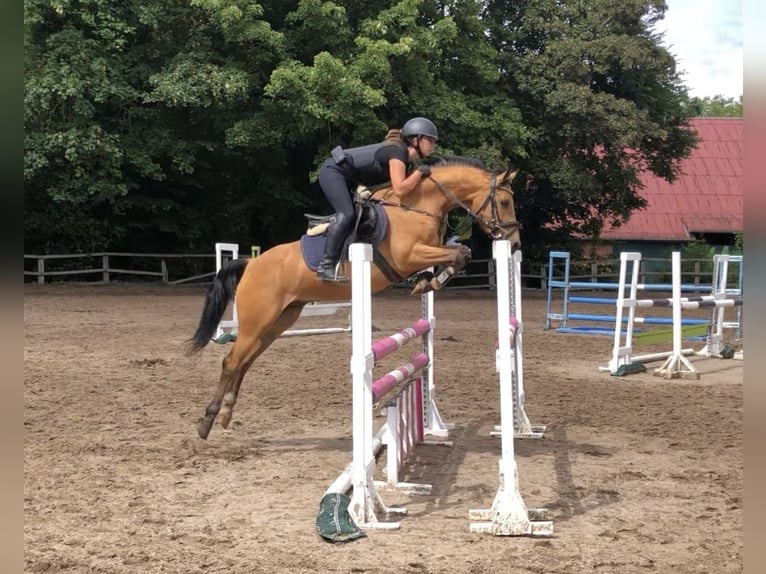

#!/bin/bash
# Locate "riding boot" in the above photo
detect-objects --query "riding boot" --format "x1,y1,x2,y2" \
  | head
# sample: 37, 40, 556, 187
316, 216, 349, 282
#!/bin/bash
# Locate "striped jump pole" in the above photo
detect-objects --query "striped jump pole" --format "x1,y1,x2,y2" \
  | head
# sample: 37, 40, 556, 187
469, 240, 553, 536
323, 243, 452, 531
602, 252, 696, 376
603, 251, 743, 376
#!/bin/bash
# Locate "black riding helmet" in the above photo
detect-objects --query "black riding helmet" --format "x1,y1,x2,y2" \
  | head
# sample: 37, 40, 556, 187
402, 117, 438, 141
402, 117, 438, 159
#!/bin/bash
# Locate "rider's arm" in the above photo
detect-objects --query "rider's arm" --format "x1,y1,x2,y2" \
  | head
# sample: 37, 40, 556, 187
388, 158, 426, 198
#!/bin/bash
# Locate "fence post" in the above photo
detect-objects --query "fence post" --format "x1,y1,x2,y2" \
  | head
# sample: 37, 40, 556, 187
37, 257, 45, 285
591, 262, 598, 283
102, 254, 109, 283
161, 258, 169, 283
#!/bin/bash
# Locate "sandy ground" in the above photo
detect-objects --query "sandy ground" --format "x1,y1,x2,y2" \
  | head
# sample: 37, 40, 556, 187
24, 283, 743, 573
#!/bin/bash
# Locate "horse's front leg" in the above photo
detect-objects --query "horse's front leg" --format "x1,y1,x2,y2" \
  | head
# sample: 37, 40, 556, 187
408, 245, 472, 294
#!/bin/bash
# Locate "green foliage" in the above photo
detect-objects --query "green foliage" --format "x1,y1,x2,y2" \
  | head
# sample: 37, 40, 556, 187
681, 236, 715, 266
482, 0, 699, 261
25, 0, 700, 262
681, 235, 742, 287
688, 95, 743, 118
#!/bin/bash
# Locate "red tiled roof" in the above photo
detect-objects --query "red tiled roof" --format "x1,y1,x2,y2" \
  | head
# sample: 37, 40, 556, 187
600, 118, 743, 241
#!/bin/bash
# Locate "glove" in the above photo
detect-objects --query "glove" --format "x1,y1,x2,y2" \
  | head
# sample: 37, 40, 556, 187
418, 165, 431, 178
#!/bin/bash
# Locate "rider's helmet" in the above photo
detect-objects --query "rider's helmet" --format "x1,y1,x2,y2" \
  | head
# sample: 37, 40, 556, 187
401, 117, 438, 141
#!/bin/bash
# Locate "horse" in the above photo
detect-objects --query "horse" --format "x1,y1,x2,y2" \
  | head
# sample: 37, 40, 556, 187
186, 157, 522, 439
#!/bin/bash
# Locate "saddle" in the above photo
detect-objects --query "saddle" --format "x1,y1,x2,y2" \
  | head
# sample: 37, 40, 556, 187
299, 187, 395, 281
304, 186, 382, 243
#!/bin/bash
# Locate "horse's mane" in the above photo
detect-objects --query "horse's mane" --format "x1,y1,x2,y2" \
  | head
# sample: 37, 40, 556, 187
367, 155, 488, 196
425, 155, 486, 169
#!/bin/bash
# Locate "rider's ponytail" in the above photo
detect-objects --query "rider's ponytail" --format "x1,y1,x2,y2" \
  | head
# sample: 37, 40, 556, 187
383, 128, 404, 143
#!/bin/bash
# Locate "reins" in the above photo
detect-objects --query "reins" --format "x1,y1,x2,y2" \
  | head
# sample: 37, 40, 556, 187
368, 168, 521, 236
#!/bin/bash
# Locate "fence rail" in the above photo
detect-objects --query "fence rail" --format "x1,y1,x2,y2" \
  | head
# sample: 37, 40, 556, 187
23, 251, 727, 290
23, 252, 219, 285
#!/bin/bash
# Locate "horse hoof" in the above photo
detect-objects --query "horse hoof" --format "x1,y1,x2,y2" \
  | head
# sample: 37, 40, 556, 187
219, 412, 233, 430
197, 417, 213, 440
410, 279, 427, 295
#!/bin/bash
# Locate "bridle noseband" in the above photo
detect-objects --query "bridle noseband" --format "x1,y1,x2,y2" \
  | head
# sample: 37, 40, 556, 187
429, 173, 521, 237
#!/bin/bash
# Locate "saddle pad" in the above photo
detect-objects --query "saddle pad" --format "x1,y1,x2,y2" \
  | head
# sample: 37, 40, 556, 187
300, 235, 327, 271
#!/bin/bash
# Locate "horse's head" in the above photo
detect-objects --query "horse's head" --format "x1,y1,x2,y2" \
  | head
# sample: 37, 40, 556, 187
428, 159, 522, 252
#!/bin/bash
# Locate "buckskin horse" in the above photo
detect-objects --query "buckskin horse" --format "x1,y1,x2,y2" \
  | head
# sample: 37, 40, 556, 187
186, 157, 521, 439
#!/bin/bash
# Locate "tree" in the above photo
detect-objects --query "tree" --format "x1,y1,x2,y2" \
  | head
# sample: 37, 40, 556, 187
688, 95, 743, 118
481, 0, 699, 261
25, 0, 699, 266
24, 0, 291, 253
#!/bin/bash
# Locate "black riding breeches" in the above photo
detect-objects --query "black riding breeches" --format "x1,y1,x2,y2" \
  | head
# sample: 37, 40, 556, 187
318, 160, 355, 237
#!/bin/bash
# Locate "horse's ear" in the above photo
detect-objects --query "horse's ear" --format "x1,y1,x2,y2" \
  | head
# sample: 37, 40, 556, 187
500, 167, 518, 184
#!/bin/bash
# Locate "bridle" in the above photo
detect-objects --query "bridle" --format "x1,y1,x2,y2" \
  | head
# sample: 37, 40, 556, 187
429, 173, 521, 238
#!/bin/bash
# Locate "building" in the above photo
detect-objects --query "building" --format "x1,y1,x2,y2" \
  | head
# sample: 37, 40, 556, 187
596, 117, 743, 259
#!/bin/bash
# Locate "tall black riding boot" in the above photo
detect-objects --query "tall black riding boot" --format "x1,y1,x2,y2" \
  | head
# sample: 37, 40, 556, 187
316, 216, 349, 282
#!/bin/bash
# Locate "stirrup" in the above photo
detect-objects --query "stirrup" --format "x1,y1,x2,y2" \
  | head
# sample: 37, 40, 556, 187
317, 262, 348, 282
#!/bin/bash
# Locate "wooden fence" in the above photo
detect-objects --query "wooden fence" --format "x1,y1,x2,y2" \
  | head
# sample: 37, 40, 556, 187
23, 251, 723, 290
23, 253, 219, 286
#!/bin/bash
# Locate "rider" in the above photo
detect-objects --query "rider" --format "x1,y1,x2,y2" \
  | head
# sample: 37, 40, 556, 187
315, 117, 439, 282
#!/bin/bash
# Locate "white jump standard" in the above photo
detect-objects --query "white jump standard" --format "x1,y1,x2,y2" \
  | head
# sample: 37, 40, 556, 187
490, 247, 546, 440
323, 243, 453, 530
603, 251, 744, 378
469, 240, 553, 536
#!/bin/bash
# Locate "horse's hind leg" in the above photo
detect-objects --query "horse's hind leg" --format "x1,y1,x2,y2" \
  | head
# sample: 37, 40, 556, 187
197, 304, 305, 439
218, 304, 306, 430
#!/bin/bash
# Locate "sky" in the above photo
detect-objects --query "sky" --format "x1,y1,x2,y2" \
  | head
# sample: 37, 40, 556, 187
652, 0, 743, 100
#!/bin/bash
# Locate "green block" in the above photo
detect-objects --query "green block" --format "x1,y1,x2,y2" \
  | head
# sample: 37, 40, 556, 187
612, 363, 648, 377
634, 323, 708, 346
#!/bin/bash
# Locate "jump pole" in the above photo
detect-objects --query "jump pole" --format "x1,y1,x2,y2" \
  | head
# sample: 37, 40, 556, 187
546, 250, 713, 335
469, 240, 553, 536
697, 253, 744, 358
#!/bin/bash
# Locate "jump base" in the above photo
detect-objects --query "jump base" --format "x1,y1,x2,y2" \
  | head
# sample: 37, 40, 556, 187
374, 480, 432, 495
491, 423, 547, 439
469, 508, 553, 536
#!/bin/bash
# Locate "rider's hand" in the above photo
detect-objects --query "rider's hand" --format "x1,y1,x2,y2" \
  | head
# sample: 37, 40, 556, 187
418, 165, 431, 179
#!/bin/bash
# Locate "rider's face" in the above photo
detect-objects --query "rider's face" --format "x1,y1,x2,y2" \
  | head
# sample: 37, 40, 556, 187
417, 135, 438, 156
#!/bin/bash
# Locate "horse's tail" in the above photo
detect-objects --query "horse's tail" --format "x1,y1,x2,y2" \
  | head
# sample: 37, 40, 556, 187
184, 258, 249, 355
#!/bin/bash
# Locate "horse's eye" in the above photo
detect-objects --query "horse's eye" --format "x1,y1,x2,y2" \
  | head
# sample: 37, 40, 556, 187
501, 199, 510, 207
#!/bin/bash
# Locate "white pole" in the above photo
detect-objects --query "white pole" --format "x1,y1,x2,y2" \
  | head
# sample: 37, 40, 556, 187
348, 243, 375, 523
422, 281, 453, 437
495, 242, 515, 496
